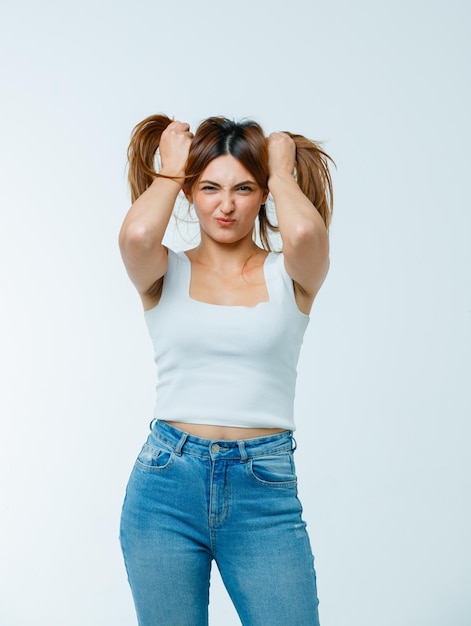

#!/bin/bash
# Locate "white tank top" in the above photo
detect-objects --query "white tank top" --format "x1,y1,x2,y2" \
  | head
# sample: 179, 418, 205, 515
144, 249, 310, 430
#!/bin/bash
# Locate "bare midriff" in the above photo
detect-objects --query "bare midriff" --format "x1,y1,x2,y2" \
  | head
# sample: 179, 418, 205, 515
164, 421, 286, 441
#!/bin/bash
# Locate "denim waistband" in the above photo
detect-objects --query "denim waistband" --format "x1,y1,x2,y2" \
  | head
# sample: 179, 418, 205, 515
150, 419, 295, 460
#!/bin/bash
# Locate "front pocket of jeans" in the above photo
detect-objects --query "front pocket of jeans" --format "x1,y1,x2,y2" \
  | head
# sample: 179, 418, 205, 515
135, 443, 174, 472
248, 452, 297, 487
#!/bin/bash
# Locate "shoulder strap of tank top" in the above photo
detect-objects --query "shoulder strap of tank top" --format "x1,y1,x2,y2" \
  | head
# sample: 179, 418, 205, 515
265, 252, 299, 307
162, 249, 191, 301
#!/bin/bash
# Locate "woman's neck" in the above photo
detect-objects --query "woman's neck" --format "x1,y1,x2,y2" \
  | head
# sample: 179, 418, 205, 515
189, 236, 264, 271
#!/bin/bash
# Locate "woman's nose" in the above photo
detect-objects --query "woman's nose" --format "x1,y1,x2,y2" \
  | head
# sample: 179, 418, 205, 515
220, 193, 235, 214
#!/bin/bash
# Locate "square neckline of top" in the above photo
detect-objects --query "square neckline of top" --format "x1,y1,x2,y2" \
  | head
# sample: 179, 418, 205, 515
181, 249, 274, 309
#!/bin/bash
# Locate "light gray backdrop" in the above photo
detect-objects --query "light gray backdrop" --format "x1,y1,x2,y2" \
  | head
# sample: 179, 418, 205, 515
1, 0, 470, 624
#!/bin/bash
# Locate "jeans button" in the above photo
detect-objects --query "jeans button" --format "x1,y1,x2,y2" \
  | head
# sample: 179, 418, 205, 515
211, 443, 220, 453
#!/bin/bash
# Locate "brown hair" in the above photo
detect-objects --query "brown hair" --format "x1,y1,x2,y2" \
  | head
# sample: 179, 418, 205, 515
127, 114, 334, 250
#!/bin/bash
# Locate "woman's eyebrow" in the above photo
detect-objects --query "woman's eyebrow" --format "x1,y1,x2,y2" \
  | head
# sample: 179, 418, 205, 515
198, 179, 257, 187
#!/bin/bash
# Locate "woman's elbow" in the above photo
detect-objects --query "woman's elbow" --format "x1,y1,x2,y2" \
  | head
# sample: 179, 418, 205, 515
287, 221, 318, 248
119, 222, 155, 256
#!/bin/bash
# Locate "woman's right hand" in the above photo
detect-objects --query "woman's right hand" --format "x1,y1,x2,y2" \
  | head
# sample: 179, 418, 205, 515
159, 120, 194, 178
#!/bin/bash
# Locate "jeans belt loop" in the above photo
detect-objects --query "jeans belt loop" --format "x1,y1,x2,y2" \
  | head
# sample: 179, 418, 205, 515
174, 432, 189, 456
237, 440, 248, 462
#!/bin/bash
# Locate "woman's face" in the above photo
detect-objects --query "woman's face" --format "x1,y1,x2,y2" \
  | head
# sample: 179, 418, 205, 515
191, 154, 268, 246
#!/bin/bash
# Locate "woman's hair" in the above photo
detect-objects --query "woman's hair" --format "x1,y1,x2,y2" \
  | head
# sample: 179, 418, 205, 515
127, 114, 334, 250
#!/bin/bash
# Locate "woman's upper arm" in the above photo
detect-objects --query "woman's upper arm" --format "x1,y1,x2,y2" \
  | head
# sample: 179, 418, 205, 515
282, 221, 330, 312
118, 225, 169, 301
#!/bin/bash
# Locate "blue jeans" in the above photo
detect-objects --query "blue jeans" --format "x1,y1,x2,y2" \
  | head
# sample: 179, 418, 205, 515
120, 420, 320, 626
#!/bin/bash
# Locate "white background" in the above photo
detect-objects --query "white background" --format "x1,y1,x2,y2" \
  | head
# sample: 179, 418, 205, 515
1, 1, 470, 624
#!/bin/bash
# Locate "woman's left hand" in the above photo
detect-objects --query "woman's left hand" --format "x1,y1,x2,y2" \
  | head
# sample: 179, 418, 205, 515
267, 132, 296, 179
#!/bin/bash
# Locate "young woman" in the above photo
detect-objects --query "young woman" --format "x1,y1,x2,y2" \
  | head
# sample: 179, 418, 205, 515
119, 114, 334, 626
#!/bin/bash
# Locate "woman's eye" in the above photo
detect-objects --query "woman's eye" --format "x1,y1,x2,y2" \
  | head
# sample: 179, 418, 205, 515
238, 186, 254, 192
201, 185, 217, 191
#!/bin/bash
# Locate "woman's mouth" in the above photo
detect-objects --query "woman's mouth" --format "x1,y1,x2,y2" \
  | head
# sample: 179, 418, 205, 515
215, 218, 236, 226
